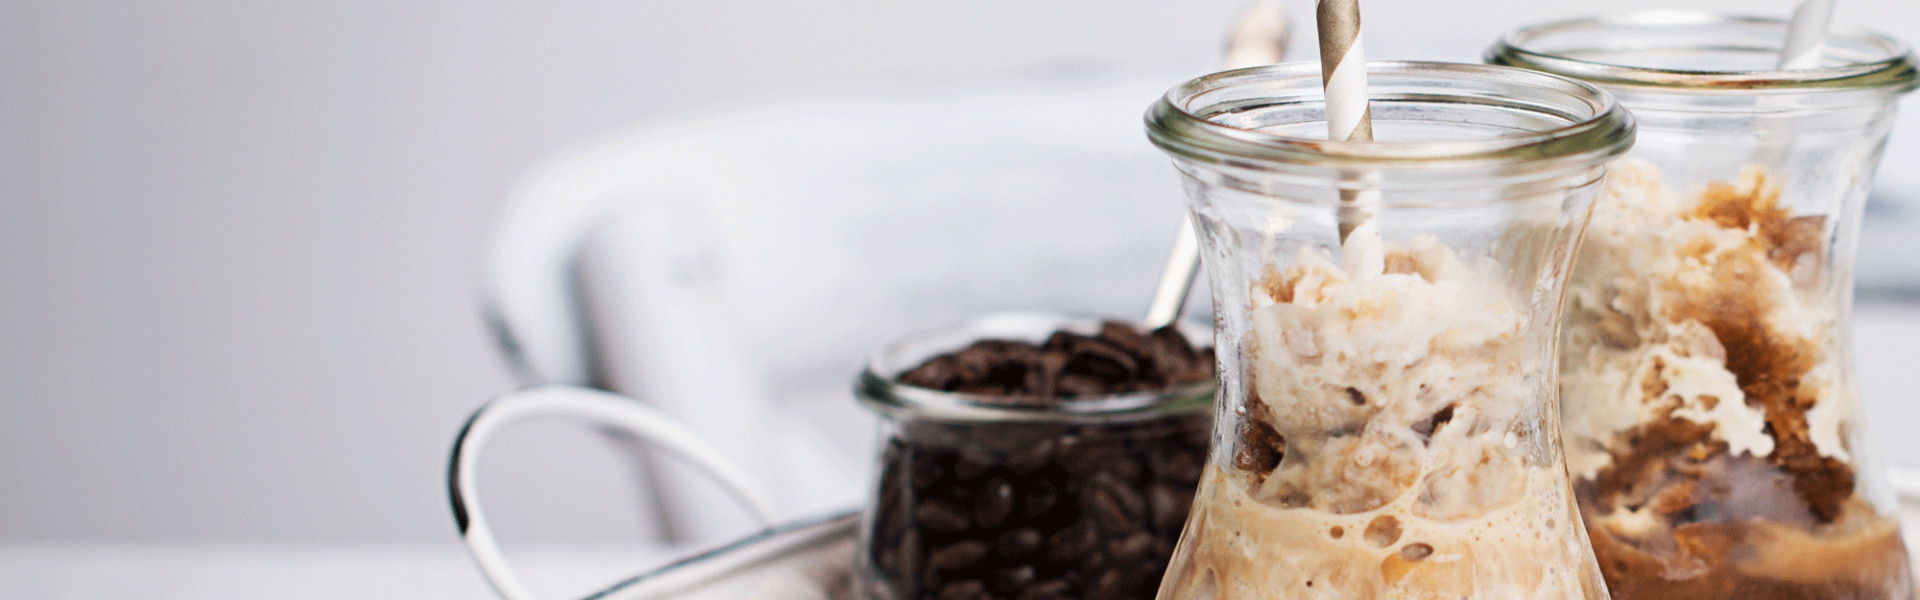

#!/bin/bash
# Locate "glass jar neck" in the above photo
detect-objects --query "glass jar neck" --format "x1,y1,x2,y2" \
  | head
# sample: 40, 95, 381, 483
1146, 61, 1633, 197
1487, 11, 1918, 113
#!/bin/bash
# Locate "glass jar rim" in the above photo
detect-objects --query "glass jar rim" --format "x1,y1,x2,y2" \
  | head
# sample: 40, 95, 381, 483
1145, 60, 1634, 173
1487, 11, 1920, 93
855, 311, 1214, 424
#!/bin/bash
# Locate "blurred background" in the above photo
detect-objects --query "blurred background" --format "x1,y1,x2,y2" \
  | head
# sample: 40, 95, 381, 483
3, 0, 1918, 597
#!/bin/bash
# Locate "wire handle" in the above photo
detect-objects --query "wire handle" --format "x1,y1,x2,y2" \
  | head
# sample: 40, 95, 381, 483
448, 384, 777, 600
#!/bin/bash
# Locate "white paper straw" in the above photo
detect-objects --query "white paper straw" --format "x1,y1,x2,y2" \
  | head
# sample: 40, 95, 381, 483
1780, 0, 1837, 70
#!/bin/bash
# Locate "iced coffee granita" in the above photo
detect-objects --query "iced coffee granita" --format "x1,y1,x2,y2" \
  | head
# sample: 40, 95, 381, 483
1159, 239, 1608, 600
1559, 158, 1914, 600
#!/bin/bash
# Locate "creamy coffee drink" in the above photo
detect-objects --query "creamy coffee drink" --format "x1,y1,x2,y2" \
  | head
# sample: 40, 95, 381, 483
1145, 59, 1633, 600
1158, 240, 1608, 600
1559, 159, 1913, 600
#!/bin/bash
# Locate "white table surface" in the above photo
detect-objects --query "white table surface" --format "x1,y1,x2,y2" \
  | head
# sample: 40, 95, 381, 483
6, 305, 1915, 600
0, 541, 678, 600
10, 492, 1920, 600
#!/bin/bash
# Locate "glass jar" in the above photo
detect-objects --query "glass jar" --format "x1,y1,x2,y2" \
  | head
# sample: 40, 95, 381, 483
854, 312, 1215, 600
1489, 13, 1920, 600
1145, 61, 1635, 599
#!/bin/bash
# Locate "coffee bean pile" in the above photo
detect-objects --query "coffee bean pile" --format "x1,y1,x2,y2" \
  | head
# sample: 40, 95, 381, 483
862, 419, 1209, 600
859, 322, 1215, 600
898, 321, 1214, 398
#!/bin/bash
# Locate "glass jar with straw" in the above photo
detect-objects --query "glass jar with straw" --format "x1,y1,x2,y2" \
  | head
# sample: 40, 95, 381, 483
1488, 11, 1919, 600
1144, 61, 1634, 600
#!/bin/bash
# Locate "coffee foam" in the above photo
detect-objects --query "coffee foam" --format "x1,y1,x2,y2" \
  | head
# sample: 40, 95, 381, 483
1160, 466, 1607, 600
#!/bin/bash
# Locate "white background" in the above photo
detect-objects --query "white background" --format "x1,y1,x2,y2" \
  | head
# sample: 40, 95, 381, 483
2, 0, 1918, 550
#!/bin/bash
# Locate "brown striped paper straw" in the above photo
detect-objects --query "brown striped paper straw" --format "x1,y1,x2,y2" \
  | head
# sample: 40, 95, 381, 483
1317, 0, 1382, 265
1317, 0, 1373, 144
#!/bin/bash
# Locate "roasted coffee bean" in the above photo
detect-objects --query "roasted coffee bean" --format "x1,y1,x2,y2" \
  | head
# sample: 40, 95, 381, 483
995, 528, 1042, 559
1051, 434, 1085, 466
1066, 338, 1138, 383
994, 340, 1045, 365
1086, 569, 1126, 600
1003, 439, 1054, 474
1038, 349, 1070, 381
1088, 490, 1132, 532
936, 580, 991, 600
1087, 549, 1112, 571
1087, 474, 1146, 532
1021, 479, 1059, 519
928, 540, 989, 573
1061, 438, 1120, 476
955, 445, 996, 481
1046, 520, 1099, 564
1017, 579, 1073, 600
974, 477, 1015, 528
911, 453, 948, 491
1041, 331, 1078, 352
1061, 570, 1087, 589
1143, 326, 1197, 374
993, 565, 1036, 593
1104, 455, 1143, 484
983, 362, 1029, 392
951, 345, 1001, 383
1109, 532, 1154, 563
916, 501, 971, 533
901, 356, 965, 391
1097, 320, 1154, 356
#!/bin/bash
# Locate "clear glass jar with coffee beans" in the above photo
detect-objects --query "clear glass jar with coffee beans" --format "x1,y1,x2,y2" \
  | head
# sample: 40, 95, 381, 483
854, 312, 1214, 600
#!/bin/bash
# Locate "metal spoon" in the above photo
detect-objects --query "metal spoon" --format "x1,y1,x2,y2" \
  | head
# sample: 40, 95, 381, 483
1143, 0, 1290, 328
